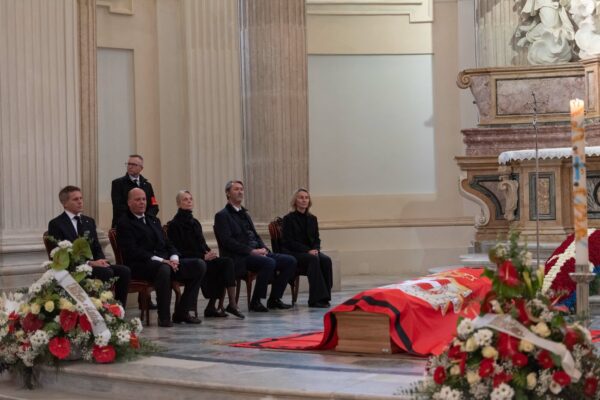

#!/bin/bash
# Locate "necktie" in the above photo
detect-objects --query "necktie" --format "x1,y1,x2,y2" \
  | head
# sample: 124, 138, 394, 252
134, 178, 140, 187
140, 216, 146, 225
74, 215, 83, 236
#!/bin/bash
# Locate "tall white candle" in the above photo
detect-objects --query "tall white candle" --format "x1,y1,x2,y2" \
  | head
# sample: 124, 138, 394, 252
570, 98, 588, 268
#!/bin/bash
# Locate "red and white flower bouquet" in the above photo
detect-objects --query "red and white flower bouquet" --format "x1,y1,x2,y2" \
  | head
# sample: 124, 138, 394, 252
0, 237, 153, 387
412, 231, 600, 400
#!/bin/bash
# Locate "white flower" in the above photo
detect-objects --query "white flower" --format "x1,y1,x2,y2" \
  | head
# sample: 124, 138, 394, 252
58, 240, 72, 249
490, 383, 514, 400
469, 383, 489, 400
433, 385, 462, 400
99, 291, 113, 302
457, 319, 474, 339
94, 334, 109, 346
104, 314, 114, 324
59, 298, 75, 311
466, 370, 481, 385
473, 329, 493, 347
130, 317, 143, 334
450, 365, 461, 376
549, 381, 562, 394
49, 247, 60, 257
482, 346, 498, 359
527, 372, 537, 390
539, 310, 554, 322
75, 264, 93, 275
54, 315, 61, 324
29, 330, 49, 349
116, 329, 130, 345
28, 283, 42, 295
519, 340, 535, 353
521, 251, 533, 267
41, 261, 52, 269
531, 322, 551, 338
464, 336, 478, 352
44, 301, 55, 313
30, 303, 41, 315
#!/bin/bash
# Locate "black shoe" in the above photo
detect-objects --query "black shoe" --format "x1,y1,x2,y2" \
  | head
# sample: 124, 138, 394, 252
158, 318, 173, 327
249, 301, 268, 312
267, 298, 292, 310
173, 313, 202, 324
204, 307, 228, 318
308, 301, 329, 308
225, 305, 245, 319
149, 301, 158, 310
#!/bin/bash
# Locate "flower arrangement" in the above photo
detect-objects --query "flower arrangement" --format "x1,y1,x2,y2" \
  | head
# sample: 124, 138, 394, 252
0, 237, 153, 387
409, 231, 600, 399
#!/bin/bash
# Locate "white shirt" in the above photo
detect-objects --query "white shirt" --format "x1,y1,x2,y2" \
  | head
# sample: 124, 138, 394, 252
137, 213, 179, 263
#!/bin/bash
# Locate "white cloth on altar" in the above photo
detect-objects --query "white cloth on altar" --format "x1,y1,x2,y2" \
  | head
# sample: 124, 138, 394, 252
498, 146, 600, 165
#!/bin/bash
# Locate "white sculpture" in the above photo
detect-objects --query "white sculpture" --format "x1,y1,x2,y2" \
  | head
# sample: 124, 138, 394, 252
516, 0, 576, 64
570, 0, 600, 58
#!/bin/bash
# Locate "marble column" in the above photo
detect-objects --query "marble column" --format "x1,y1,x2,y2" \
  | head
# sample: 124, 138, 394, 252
475, 0, 527, 67
239, 0, 309, 222
0, 0, 93, 290
182, 0, 245, 220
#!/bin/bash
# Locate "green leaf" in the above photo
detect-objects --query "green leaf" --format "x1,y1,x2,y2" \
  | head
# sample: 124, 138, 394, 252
72, 271, 87, 283
72, 237, 92, 261
52, 248, 70, 270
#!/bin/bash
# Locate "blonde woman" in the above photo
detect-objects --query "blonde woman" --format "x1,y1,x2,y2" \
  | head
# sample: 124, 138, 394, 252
281, 188, 332, 308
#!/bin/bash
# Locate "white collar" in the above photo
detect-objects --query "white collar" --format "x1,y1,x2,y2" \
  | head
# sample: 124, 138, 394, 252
65, 210, 81, 220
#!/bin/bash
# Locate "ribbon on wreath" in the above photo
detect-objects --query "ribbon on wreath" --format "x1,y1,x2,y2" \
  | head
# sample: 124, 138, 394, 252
473, 314, 581, 381
50, 270, 111, 343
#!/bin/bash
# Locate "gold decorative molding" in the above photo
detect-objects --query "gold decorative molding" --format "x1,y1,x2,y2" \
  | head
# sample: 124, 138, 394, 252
306, 0, 433, 22
97, 0, 133, 15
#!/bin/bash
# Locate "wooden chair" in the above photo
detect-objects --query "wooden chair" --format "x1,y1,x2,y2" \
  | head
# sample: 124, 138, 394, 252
42, 231, 54, 260
108, 228, 153, 325
268, 217, 301, 305
163, 224, 198, 318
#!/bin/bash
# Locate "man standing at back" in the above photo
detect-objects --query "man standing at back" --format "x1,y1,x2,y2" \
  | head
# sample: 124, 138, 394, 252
111, 154, 159, 228
48, 186, 131, 306
214, 180, 296, 312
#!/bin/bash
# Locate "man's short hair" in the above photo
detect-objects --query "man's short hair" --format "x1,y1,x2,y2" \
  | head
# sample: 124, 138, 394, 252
225, 180, 244, 197
58, 185, 81, 204
290, 188, 312, 212
129, 154, 144, 161
176, 190, 192, 206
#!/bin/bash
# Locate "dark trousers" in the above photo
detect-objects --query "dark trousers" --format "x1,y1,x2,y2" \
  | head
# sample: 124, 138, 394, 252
245, 253, 297, 303
92, 264, 131, 307
201, 257, 236, 299
130, 258, 206, 321
291, 252, 332, 305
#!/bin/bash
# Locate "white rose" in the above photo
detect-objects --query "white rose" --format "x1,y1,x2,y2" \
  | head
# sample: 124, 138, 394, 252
449, 365, 461, 376
30, 303, 41, 315
519, 339, 535, 352
481, 346, 498, 359
58, 240, 72, 249
467, 371, 481, 385
99, 291, 113, 302
464, 336, 478, 352
59, 298, 75, 311
91, 298, 102, 309
527, 372, 537, 390
20, 303, 30, 314
549, 381, 562, 394
44, 301, 55, 313
531, 322, 551, 338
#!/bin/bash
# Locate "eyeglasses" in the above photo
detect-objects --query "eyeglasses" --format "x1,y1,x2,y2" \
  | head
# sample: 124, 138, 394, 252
125, 162, 142, 167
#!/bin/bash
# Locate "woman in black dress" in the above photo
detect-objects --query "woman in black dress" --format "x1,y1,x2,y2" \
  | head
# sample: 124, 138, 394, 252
167, 190, 244, 319
281, 188, 333, 308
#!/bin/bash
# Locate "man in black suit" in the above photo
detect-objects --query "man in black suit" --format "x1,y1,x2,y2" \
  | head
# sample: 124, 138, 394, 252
48, 186, 131, 306
214, 180, 297, 312
117, 188, 205, 327
111, 154, 159, 228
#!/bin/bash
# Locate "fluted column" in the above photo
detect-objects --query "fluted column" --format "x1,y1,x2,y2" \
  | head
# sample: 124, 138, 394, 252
476, 0, 526, 67
182, 0, 244, 219
0, 0, 82, 288
239, 0, 309, 222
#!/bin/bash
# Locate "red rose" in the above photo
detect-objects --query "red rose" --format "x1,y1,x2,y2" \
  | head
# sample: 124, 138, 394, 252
497, 333, 519, 358
48, 337, 71, 359
511, 352, 529, 368
433, 366, 446, 384
493, 371, 512, 388
78, 314, 92, 332
584, 377, 598, 397
447, 345, 463, 359
92, 345, 116, 364
479, 358, 495, 378
498, 260, 520, 287
21, 313, 43, 333
515, 299, 531, 326
130, 333, 140, 349
563, 329, 581, 350
553, 370, 571, 387
104, 303, 123, 318
537, 350, 555, 369
59, 309, 78, 332
8, 311, 20, 333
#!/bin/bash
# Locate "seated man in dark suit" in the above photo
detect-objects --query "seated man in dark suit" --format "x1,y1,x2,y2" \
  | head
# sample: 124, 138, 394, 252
214, 180, 297, 312
117, 188, 205, 327
48, 185, 131, 306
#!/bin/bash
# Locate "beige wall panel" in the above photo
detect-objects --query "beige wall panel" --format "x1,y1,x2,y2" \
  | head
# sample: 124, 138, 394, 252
307, 15, 432, 55
96, 1, 161, 228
